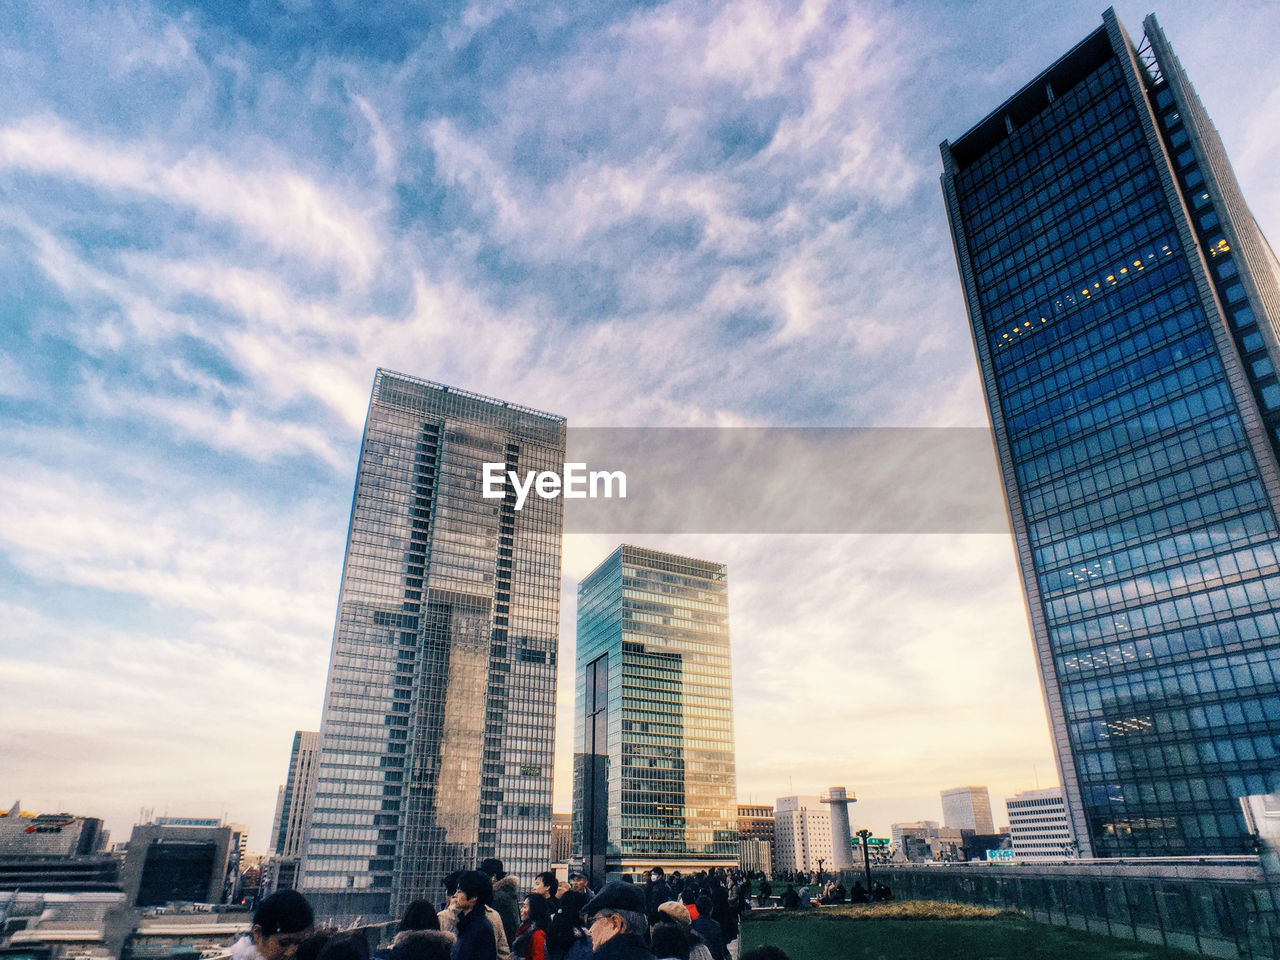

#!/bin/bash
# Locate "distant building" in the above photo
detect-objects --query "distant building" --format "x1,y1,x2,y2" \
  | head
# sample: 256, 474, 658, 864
773, 797, 833, 874
270, 731, 318, 859
941, 786, 996, 835
821, 787, 855, 870
120, 820, 236, 907
891, 821, 939, 862
738, 804, 774, 841
551, 813, 572, 865
1006, 788, 1075, 861
0, 802, 105, 858
737, 804, 774, 876
935, 826, 968, 861
0, 802, 119, 894
573, 546, 738, 881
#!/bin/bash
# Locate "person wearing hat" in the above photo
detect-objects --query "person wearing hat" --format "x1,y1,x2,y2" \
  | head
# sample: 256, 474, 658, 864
567, 873, 592, 898
479, 859, 520, 946
581, 882, 654, 959
232, 890, 314, 960
651, 903, 709, 960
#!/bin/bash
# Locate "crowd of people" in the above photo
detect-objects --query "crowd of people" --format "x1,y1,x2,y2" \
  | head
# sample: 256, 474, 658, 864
232, 862, 799, 960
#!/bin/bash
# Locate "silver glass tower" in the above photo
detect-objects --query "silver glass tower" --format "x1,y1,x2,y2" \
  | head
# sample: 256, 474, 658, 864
573, 545, 738, 881
300, 370, 566, 915
942, 11, 1280, 856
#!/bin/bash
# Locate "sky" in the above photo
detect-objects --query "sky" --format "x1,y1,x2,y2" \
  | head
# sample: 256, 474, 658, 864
3, 0, 1280, 854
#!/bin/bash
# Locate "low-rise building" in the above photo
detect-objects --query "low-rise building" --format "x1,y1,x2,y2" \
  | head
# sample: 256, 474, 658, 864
1005, 788, 1074, 861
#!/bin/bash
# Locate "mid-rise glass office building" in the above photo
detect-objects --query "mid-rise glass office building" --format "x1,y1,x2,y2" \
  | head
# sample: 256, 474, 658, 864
573, 546, 738, 880
942, 10, 1280, 856
300, 370, 565, 915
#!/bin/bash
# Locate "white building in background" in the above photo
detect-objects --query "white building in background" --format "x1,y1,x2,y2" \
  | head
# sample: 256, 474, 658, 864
773, 796, 834, 874
941, 785, 995, 834
1006, 788, 1075, 861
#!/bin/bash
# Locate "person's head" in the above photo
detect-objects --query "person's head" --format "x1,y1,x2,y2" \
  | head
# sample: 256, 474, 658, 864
521, 894, 552, 930
679, 889, 696, 906
399, 900, 440, 933
655, 902, 690, 929
478, 858, 505, 881
532, 870, 558, 899
556, 890, 588, 922
649, 924, 689, 960
695, 895, 713, 917
294, 930, 334, 960
315, 933, 369, 960
251, 890, 314, 960
454, 870, 493, 914
569, 872, 588, 893
583, 881, 647, 949
442, 870, 463, 899
389, 931, 456, 960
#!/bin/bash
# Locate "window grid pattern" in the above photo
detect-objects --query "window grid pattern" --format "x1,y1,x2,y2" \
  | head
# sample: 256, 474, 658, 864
301, 371, 564, 914
948, 34, 1280, 856
573, 547, 738, 873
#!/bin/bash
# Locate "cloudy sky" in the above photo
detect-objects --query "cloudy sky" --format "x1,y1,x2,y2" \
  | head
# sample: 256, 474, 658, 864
3, 0, 1279, 851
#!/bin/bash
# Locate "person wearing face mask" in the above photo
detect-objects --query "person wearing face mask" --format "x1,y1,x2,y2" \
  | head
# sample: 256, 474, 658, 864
642, 869, 672, 924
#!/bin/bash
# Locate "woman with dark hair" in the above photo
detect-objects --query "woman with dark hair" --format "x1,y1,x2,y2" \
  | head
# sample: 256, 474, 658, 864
390, 932, 457, 960
400, 900, 442, 934
649, 925, 689, 960
511, 894, 551, 960
544, 892, 590, 960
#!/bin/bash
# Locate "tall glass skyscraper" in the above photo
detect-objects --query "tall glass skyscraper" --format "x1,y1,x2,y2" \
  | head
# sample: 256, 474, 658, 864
299, 370, 566, 915
941, 10, 1280, 857
573, 546, 738, 881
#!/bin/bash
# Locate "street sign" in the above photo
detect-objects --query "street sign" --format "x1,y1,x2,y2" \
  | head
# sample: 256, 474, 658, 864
851, 837, 890, 845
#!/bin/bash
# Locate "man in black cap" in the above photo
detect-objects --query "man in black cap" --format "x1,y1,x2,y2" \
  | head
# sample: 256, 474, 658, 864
568, 871, 594, 897
582, 881, 654, 959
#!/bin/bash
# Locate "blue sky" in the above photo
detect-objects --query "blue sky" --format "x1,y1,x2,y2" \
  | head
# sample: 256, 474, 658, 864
3, 0, 1279, 850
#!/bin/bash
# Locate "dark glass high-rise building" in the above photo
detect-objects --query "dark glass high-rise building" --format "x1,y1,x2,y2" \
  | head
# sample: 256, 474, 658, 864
299, 370, 565, 915
573, 546, 738, 881
941, 10, 1280, 857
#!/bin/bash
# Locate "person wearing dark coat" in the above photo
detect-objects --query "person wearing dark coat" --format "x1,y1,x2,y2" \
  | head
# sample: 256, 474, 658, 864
582, 882, 654, 960
453, 871, 498, 960
480, 860, 520, 947
779, 886, 799, 911
644, 870, 673, 924
756, 880, 771, 909
689, 898, 724, 960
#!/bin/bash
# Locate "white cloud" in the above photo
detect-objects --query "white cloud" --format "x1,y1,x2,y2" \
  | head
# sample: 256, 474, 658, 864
0, 116, 381, 279
0, 458, 341, 641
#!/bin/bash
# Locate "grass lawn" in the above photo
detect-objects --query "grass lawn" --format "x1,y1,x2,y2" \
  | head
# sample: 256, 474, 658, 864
739, 902, 1205, 960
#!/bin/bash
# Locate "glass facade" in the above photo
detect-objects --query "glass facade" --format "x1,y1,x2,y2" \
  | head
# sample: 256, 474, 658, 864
274, 730, 318, 858
572, 546, 738, 880
300, 370, 565, 915
942, 12, 1280, 856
